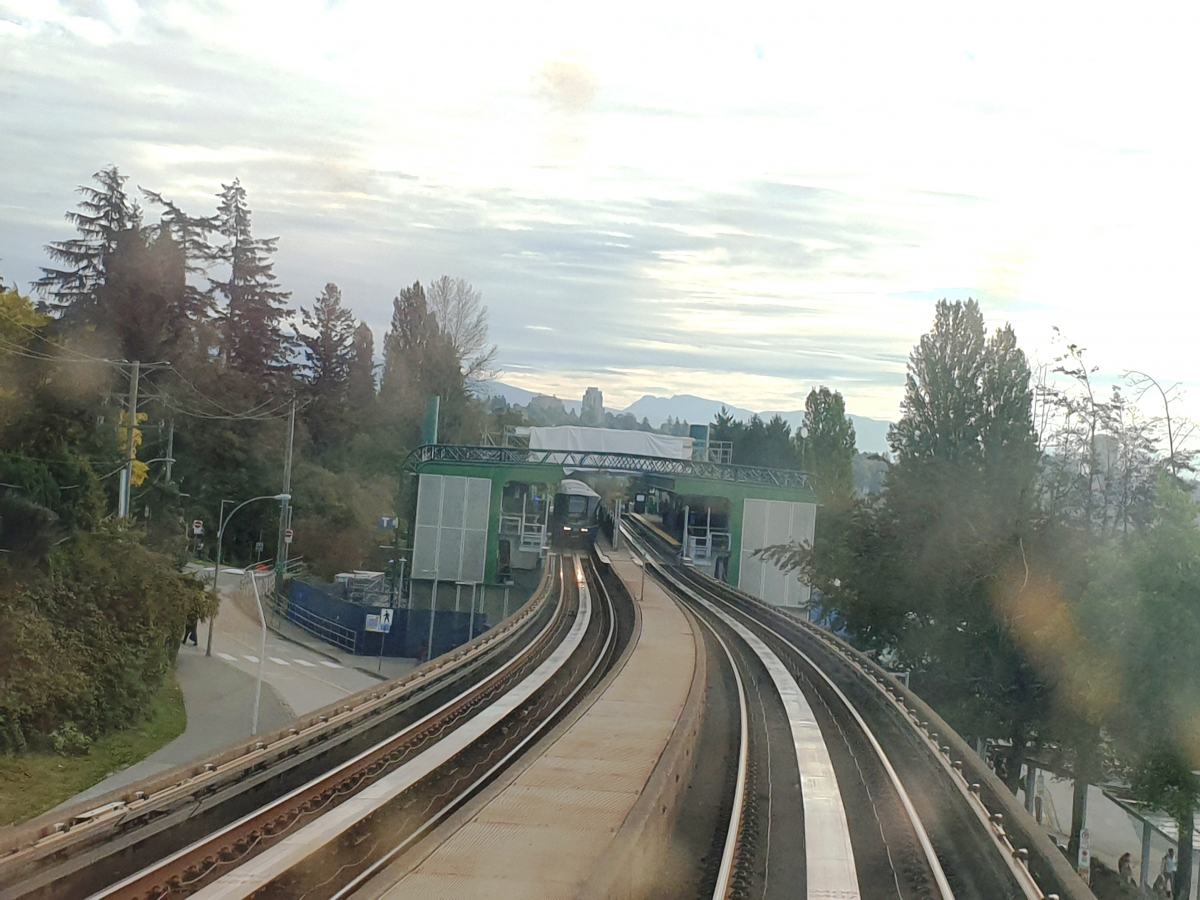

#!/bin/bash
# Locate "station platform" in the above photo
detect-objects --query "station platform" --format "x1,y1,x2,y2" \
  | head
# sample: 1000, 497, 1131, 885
362, 543, 701, 899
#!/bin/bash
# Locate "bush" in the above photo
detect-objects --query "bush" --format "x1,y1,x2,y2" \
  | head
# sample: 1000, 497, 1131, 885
0, 525, 213, 753
49, 722, 91, 757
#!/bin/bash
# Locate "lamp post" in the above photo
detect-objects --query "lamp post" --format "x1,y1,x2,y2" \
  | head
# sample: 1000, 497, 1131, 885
631, 554, 647, 602
206, 493, 291, 657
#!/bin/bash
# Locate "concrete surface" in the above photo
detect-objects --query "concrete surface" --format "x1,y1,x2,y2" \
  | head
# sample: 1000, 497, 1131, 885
374, 545, 698, 899
55, 650, 294, 810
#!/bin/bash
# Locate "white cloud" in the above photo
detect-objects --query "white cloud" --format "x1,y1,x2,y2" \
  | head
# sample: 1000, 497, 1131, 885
0, 1, 1197, 424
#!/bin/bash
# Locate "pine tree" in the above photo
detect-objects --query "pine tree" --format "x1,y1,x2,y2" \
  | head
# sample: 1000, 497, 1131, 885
297, 283, 356, 397
347, 321, 377, 407
210, 180, 291, 385
142, 188, 217, 326
35, 166, 141, 313
382, 281, 451, 400
95, 227, 187, 362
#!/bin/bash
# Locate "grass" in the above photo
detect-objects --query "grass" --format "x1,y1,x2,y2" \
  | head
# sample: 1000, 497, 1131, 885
0, 676, 188, 827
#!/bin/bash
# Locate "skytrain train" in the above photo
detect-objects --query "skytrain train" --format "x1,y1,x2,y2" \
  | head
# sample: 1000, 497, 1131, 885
550, 478, 601, 549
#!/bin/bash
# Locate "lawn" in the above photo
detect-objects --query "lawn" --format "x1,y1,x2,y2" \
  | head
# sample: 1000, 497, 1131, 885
0, 676, 188, 827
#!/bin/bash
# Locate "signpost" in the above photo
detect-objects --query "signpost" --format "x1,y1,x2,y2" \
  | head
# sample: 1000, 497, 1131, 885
1078, 827, 1091, 884
365, 608, 393, 672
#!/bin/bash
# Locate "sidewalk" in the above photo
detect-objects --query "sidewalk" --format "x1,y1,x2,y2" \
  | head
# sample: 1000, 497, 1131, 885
55, 651, 294, 810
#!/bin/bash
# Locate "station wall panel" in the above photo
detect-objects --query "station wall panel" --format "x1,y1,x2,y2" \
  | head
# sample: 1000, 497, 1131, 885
738, 498, 816, 608
412, 473, 492, 583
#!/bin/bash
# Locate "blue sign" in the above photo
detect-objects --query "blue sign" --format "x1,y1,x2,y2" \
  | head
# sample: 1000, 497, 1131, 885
379, 516, 397, 531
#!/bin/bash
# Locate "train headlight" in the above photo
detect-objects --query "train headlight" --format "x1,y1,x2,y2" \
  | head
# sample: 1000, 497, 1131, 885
562, 526, 570, 532
581, 528, 589, 533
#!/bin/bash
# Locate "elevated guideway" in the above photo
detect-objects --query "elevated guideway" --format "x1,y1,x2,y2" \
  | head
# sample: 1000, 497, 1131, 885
355, 543, 700, 899
0, 555, 632, 900
623, 516, 1098, 900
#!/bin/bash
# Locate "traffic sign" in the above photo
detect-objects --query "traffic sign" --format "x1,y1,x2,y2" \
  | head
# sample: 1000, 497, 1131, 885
1077, 827, 1091, 883
366, 608, 393, 633
193, 520, 204, 535
379, 515, 397, 530
284, 528, 294, 544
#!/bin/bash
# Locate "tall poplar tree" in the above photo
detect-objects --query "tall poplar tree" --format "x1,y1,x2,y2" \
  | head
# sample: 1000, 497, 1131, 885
210, 180, 291, 385
799, 386, 856, 501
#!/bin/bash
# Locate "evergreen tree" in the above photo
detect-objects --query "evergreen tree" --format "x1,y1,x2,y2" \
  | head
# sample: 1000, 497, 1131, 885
94, 227, 187, 362
297, 283, 356, 396
210, 180, 292, 385
800, 386, 856, 502
382, 281, 455, 402
347, 321, 377, 407
142, 188, 218, 327
35, 166, 141, 313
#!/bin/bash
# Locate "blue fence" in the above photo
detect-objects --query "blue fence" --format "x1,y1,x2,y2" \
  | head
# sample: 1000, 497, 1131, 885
286, 581, 491, 660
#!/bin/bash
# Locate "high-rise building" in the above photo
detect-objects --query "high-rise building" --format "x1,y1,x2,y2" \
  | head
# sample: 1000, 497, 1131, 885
581, 386, 604, 426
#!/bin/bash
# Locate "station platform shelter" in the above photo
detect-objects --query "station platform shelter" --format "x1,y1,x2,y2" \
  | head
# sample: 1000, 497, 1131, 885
407, 443, 818, 611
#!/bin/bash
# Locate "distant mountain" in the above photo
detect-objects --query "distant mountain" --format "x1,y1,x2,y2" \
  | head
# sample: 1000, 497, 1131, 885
622, 394, 756, 426
623, 393, 893, 455
484, 383, 893, 454
484, 381, 580, 414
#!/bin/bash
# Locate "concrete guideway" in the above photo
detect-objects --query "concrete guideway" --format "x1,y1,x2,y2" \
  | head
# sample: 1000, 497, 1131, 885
187, 555, 600, 900
359, 543, 700, 899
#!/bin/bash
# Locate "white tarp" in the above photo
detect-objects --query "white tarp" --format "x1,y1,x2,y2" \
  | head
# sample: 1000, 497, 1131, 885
528, 426, 693, 460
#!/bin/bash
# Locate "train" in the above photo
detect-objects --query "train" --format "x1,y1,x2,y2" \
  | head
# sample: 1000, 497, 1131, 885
550, 478, 601, 549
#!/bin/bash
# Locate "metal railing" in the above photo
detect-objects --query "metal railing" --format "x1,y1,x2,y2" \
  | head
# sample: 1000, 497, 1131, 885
285, 602, 361, 654
413, 444, 813, 490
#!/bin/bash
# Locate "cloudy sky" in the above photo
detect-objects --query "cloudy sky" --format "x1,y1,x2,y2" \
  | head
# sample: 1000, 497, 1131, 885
1, 1, 1197, 421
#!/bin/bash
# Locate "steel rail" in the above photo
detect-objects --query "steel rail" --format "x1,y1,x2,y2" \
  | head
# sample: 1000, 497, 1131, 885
327, 552, 620, 900
689, 606, 750, 900
85, 557, 578, 900
634, 516, 1049, 900
3, 561, 558, 890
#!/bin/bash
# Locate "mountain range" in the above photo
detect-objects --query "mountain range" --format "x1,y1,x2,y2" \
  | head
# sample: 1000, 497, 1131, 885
485, 382, 893, 455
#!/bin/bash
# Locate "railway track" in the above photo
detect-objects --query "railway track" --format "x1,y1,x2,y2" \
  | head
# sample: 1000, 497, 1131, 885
0, 552, 629, 900
622, 518, 1059, 900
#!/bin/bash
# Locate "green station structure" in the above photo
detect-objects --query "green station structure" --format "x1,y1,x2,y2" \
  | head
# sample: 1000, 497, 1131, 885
411, 444, 818, 610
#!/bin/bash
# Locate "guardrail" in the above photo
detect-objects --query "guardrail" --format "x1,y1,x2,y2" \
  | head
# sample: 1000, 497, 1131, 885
412, 444, 813, 490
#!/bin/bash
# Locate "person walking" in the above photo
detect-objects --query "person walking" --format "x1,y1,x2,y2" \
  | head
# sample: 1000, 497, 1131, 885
1161, 848, 1177, 898
182, 609, 199, 647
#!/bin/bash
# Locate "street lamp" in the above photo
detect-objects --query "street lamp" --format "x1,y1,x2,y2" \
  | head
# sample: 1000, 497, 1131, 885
205, 493, 291, 657
631, 554, 647, 602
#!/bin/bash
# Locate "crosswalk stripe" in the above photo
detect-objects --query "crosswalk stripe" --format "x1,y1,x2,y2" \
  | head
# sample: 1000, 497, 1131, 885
244, 655, 259, 663
269, 657, 290, 665
294, 659, 317, 667
318, 660, 342, 669
216, 652, 237, 662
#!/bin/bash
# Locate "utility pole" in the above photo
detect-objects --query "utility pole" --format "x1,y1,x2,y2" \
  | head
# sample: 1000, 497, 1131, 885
118, 360, 140, 519
275, 399, 296, 581
164, 417, 174, 483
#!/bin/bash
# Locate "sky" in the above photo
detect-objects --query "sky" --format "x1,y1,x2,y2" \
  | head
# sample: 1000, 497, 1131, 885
1, 1, 1197, 423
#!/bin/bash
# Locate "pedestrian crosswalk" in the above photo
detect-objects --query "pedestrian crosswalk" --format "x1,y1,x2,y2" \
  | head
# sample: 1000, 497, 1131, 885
210, 651, 342, 670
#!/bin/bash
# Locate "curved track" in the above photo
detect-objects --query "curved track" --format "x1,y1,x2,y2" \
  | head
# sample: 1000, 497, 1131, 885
623, 519, 1042, 900
0, 553, 628, 900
